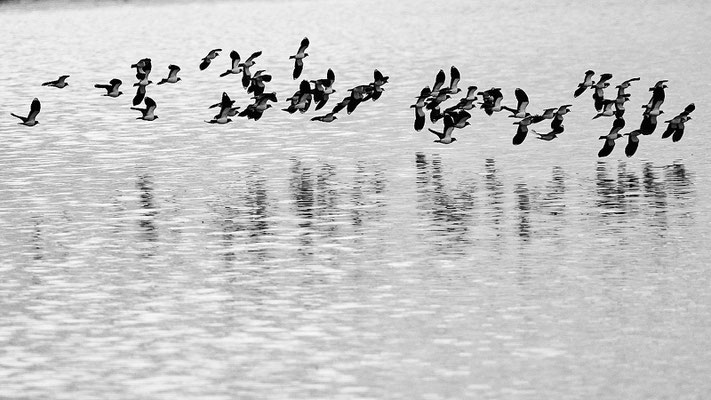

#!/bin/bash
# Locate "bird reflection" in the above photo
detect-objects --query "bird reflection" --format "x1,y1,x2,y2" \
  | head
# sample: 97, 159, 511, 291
484, 158, 504, 228
136, 174, 158, 254
414, 152, 477, 252
350, 161, 386, 228
514, 183, 531, 241
540, 166, 566, 217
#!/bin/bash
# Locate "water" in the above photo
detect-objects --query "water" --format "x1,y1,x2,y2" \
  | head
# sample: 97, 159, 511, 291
1, 0, 711, 398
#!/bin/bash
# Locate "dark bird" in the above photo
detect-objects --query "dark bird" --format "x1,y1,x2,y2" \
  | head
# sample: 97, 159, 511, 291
643, 84, 666, 116
598, 118, 624, 157
662, 103, 695, 142
447, 109, 472, 129
429, 115, 456, 144
131, 97, 158, 121
283, 80, 313, 114
502, 88, 530, 118
616, 77, 640, 97
131, 58, 152, 81
345, 85, 369, 114
240, 92, 277, 121
591, 73, 613, 111
94, 78, 123, 97
289, 37, 310, 79
10, 98, 41, 126
448, 66, 461, 94
157, 65, 181, 85
530, 107, 557, 124
248, 70, 272, 96
42, 75, 69, 88
479, 87, 504, 115
239, 51, 263, 88
512, 115, 534, 145
614, 93, 630, 118
366, 69, 389, 101
199, 49, 222, 70
550, 104, 572, 133
574, 70, 595, 98
311, 68, 336, 110
592, 99, 616, 119
311, 112, 338, 123
411, 87, 430, 131
220, 50, 242, 77
445, 85, 478, 112
534, 130, 561, 141
429, 69, 447, 98
624, 128, 642, 157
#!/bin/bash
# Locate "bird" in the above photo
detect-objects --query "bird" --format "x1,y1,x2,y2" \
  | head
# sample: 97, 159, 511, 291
591, 73, 613, 111
592, 99, 616, 119
131, 97, 158, 121
345, 85, 369, 114
199, 49, 222, 70
640, 112, 663, 135
311, 112, 338, 123
311, 68, 336, 110
530, 107, 557, 124
10, 98, 41, 126
157, 65, 181, 85
643, 84, 666, 116
661, 103, 695, 142
94, 78, 123, 97
479, 87, 504, 115
624, 127, 642, 157
550, 105, 572, 133
535, 130, 560, 141
240, 92, 277, 121
205, 103, 234, 124
429, 115, 456, 144
448, 66, 461, 94
42, 75, 69, 88
411, 87, 430, 131
247, 70, 272, 96
614, 93, 630, 118
429, 69, 447, 98
239, 51, 263, 88
445, 85, 478, 112
446, 109, 471, 129
502, 88, 530, 118
289, 37, 310, 79
598, 117, 624, 157
219, 50, 243, 77
512, 115, 534, 145
366, 69, 389, 101
283, 80, 313, 114
574, 70, 595, 98
616, 77, 640, 97
131, 58, 152, 81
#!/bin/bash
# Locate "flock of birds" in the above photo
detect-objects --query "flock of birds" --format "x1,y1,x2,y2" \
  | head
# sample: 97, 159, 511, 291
10, 37, 389, 128
412, 67, 695, 157
9, 40, 695, 158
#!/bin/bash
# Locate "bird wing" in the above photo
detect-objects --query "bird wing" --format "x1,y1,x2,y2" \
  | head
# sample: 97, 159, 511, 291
449, 66, 460, 91
432, 69, 445, 92
297, 37, 310, 54
327, 68, 335, 84
144, 97, 157, 110
110, 78, 122, 90
27, 98, 41, 121
230, 50, 241, 67
245, 51, 263, 64
514, 88, 529, 112
293, 59, 304, 79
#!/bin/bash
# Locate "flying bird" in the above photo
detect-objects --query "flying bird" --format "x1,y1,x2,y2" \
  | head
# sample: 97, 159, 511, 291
239, 51, 263, 88
157, 65, 181, 85
133, 84, 147, 106
661, 103, 695, 142
10, 98, 41, 126
220, 50, 243, 77
132, 58, 152, 80
199, 49, 222, 70
42, 75, 69, 88
512, 115, 534, 145
131, 97, 158, 121
574, 70, 595, 98
429, 115, 456, 144
598, 117, 624, 157
311, 68, 336, 110
311, 112, 338, 123
289, 37, 310, 79
502, 88, 530, 118
94, 78, 123, 97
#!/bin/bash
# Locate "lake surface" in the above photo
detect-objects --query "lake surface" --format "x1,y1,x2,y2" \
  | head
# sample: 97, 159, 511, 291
1, 0, 711, 398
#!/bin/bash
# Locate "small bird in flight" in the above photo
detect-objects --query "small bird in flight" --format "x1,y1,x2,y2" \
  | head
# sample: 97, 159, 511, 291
220, 50, 243, 77
199, 49, 222, 70
11, 98, 41, 126
157, 65, 182, 85
573, 70, 595, 98
42, 75, 70, 88
290, 37, 310, 79
131, 97, 158, 121
94, 78, 123, 97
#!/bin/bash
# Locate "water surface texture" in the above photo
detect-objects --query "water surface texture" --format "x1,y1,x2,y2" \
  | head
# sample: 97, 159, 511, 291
1, 0, 711, 399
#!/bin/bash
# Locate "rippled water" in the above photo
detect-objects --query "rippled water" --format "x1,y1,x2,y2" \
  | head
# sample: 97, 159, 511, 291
2, 0, 711, 398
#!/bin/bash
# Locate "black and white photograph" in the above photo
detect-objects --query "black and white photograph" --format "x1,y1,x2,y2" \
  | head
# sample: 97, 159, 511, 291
1, 0, 710, 398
